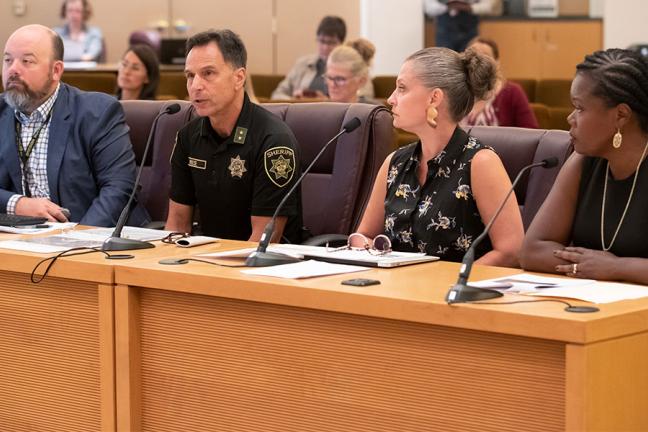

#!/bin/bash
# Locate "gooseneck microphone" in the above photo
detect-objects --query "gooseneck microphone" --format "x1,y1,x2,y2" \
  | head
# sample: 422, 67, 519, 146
102, 103, 182, 252
445, 157, 559, 304
245, 116, 362, 267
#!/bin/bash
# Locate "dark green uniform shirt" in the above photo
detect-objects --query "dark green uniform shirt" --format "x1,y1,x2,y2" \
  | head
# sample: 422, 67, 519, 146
170, 94, 302, 242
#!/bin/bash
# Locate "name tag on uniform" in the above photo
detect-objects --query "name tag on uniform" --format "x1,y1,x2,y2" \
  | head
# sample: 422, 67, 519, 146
188, 157, 207, 170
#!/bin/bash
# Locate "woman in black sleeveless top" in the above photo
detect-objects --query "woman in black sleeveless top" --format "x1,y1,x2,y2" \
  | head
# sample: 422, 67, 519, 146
355, 47, 524, 266
521, 49, 648, 285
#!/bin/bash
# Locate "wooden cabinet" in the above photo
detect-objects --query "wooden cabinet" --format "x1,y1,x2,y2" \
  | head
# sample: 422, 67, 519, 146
479, 19, 602, 79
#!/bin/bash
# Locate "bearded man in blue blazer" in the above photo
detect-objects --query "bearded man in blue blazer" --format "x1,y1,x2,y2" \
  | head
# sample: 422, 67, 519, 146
0, 24, 148, 226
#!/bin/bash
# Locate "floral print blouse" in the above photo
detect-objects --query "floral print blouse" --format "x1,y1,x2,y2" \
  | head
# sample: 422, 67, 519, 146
383, 127, 492, 262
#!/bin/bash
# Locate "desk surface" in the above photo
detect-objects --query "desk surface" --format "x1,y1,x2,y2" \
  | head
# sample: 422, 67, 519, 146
2, 232, 648, 344
3, 235, 648, 431
111, 239, 648, 345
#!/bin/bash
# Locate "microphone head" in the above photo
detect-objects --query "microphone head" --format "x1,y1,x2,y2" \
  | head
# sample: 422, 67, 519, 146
542, 157, 559, 168
165, 103, 182, 115
343, 117, 361, 133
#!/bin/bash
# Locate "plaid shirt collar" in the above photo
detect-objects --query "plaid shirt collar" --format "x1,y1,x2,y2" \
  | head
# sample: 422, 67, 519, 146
15, 82, 61, 126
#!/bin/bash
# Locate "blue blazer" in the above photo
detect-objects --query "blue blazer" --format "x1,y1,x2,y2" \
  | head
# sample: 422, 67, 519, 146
0, 83, 149, 227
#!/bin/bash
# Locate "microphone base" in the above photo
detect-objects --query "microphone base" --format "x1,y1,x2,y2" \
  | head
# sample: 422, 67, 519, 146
102, 237, 155, 252
446, 283, 503, 304
245, 250, 302, 267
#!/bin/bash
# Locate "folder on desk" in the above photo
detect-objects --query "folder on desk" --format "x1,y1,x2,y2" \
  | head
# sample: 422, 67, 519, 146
198, 245, 439, 268
270, 244, 439, 268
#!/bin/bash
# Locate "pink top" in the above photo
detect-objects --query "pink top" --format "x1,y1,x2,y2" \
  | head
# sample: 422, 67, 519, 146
465, 81, 538, 129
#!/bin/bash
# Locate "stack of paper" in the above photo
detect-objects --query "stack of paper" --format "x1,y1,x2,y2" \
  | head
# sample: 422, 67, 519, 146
472, 273, 648, 304
0, 226, 170, 253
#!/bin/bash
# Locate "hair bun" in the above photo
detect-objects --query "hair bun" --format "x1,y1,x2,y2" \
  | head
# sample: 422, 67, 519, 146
461, 48, 497, 100
346, 38, 376, 65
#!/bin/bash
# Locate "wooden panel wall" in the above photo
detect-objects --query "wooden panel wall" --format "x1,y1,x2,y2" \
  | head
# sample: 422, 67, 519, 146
0, 271, 106, 431
122, 287, 566, 431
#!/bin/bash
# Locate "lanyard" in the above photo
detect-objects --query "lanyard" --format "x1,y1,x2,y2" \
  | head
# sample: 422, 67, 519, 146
14, 108, 54, 197
15, 107, 53, 165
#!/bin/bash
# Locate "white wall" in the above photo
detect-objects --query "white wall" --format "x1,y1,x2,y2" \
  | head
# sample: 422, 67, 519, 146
589, 0, 604, 18
360, 0, 424, 75
604, 0, 648, 49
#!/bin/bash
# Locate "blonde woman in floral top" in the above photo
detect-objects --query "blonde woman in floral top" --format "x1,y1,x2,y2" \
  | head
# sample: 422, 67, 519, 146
355, 47, 524, 266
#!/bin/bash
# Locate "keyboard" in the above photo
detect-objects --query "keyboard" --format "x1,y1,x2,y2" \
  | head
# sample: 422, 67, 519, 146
0, 213, 48, 227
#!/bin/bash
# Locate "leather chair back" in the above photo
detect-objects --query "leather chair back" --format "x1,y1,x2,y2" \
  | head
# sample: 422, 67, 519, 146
129, 30, 162, 58
121, 100, 194, 221
262, 102, 392, 236
121, 100, 393, 236
465, 126, 573, 229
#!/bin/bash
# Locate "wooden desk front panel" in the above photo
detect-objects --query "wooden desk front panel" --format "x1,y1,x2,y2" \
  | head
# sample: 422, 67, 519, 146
123, 286, 565, 432
0, 271, 110, 432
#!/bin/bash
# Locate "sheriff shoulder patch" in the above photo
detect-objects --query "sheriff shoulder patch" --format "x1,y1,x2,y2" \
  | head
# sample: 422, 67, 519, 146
264, 146, 295, 187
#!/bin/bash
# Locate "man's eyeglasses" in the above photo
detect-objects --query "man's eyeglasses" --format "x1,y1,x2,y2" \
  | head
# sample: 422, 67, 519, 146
161, 232, 189, 244
322, 74, 350, 87
326, 233, 392, 256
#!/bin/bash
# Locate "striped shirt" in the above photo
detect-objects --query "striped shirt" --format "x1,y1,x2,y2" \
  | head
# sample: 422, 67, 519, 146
7, 83, 60, 214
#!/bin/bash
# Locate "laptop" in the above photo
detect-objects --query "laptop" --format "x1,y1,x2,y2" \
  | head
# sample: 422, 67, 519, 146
160, 39, 188, 65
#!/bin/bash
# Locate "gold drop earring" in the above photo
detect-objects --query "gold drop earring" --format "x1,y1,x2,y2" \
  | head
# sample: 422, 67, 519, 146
613, 128, 623, 149
427, 106, 438, 128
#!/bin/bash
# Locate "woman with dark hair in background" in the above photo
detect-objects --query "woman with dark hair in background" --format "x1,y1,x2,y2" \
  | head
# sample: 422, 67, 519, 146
463, 37, 538, 128
521, 49, 648, 285
116, 44, 160, 100
355, 47, 523, 266
53, 0, 104, 62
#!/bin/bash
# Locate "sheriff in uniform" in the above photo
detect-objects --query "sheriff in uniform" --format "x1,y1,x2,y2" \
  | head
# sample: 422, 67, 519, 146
166, 29, 301, 242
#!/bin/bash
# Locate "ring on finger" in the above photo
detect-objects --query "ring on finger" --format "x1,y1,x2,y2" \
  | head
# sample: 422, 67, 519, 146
572, 263, 578, 274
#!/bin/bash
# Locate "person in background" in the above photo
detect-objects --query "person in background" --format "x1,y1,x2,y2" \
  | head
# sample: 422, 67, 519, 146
166, 30, 302, 242
0, 25, 147, 226
520, 49, 648, 285
325, 38, 377, 104
462, 37, 538, 128
115, 44, 160, 100
271, 16, 345, 100
53, 0, 104, 62
355, 47, 523, 266
424, 0, 496, 52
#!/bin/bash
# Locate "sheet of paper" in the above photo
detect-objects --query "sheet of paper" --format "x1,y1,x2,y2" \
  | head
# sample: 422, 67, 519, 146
69, 227, 171, 242
197, 247, 303, 259
241, 260, 369, 279
472, 273, 594, 293
0, 239, 77, 253
0, 222, 77, 235
472, 273, 648, 304
528, 282, 648, 304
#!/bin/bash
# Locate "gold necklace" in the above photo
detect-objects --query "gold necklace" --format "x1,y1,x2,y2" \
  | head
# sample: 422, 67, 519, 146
600, 140, 648, 251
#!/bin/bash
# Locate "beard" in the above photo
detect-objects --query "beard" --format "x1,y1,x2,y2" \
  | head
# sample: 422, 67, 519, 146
4, 71, 55, 115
